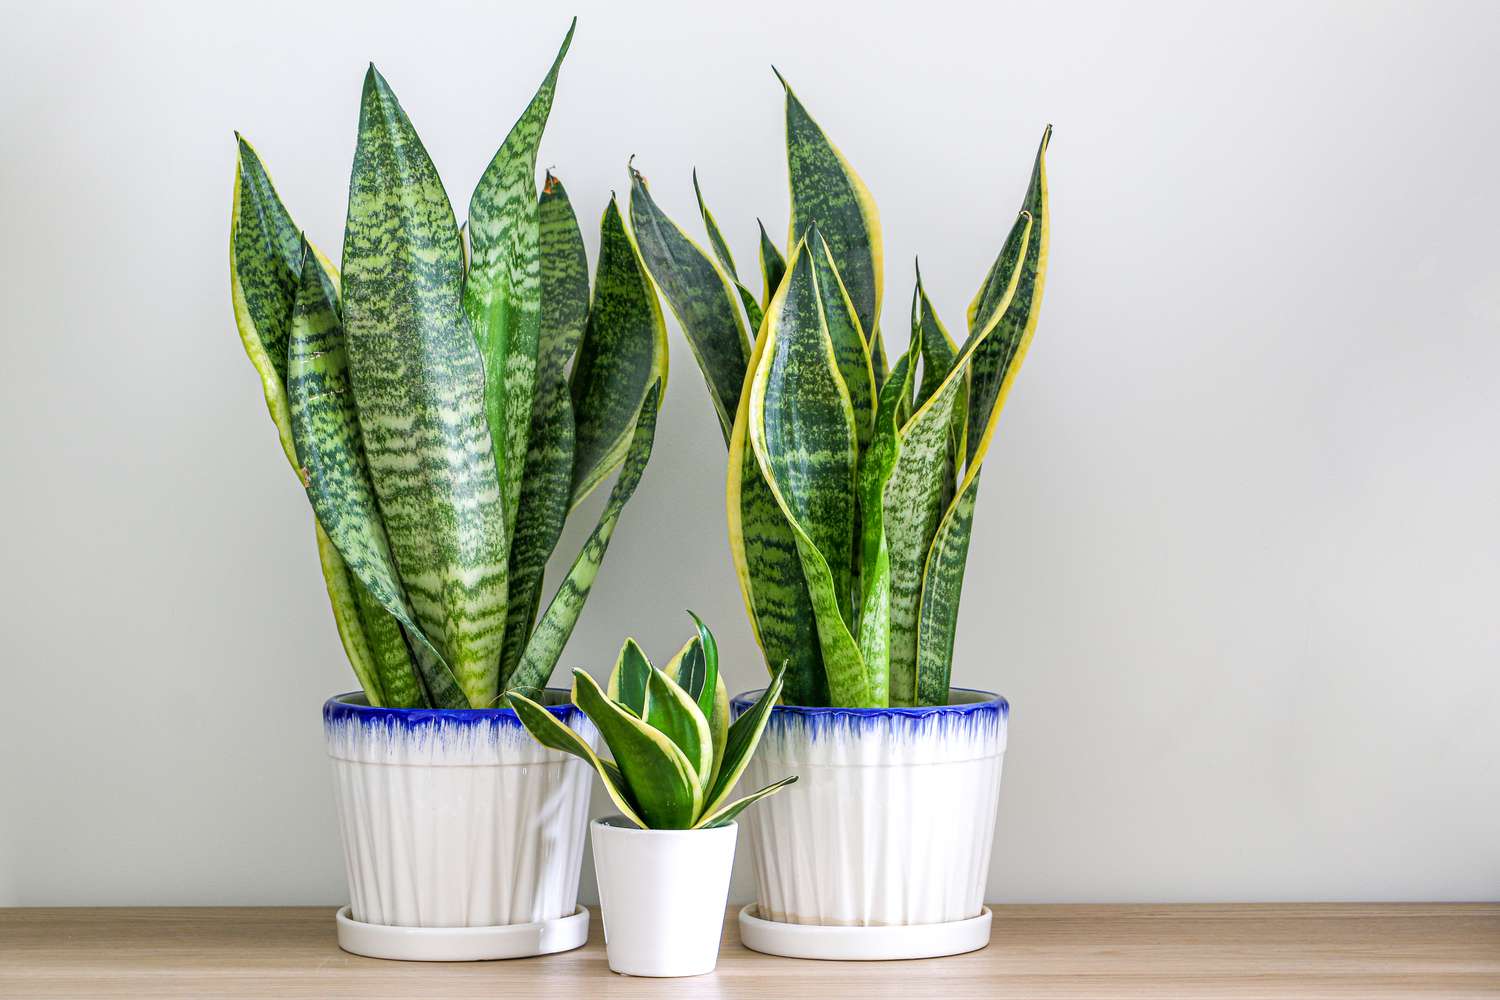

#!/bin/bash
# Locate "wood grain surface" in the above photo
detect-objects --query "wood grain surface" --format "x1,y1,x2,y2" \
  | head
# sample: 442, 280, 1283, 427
2, 904, 1496, 998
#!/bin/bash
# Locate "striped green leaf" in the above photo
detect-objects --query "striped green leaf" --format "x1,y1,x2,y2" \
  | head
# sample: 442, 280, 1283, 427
700, 664, 786, 818
645, 666, 714, 788
778, 70, 883, 365
748, 242, 871, 706
229, 135, 301, 472
695, 775, 797, 830
853, 349, 916, 707
497, 374, 573, 683
727, 288, 828, 707
508, 382, 662, 697
808, 226, 875, 450
917, 129, 1051, 705
230, 138, 403, 707
693, 170, 764, 335
608, 637, 653, 717
466, 20, 574, 540
572, 668, 702, 829
341, 65, 510, 709
629, 163, 750, 442
914, 265, 959, 411
884, 214, 1031, 705
537, 173, 590, 383
757, 219, 786, 308
498, 173, 590, 682
284, 239, 446, 707
569, 197, 668, 508
511, 690, 646, 829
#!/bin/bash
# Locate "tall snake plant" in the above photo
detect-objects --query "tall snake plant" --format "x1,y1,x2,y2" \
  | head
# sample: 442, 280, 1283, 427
229, 22, 668, 709
629, 73, 1049, 708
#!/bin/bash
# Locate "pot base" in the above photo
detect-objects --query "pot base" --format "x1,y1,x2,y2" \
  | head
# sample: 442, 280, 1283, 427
738, 904, 991, 961
335, 905, 589, 962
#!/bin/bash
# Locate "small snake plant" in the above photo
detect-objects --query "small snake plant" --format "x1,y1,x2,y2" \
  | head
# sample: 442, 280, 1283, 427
512, 616, 795, 829
627, 72, 1050, 709
228, 21, 669, 710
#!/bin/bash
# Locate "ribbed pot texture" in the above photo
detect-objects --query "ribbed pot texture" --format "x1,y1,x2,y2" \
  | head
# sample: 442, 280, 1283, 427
732, 688, 1008, 927
323, 692, 597, 928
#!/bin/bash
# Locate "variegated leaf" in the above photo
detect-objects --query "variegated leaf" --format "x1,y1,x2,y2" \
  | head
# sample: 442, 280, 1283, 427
629, 163, 750, 442
808, 226, 874, 449
573, 669, 702, 829
884, 214, 1031, 705
608, 637, 653, 717
569, 198, 668, 508
693, 170, 764, 334
728, 287, 828, 707
748, 242, 871, 706
757, 219, 786, 308
508, 382, 662, 697
778, 70, 883, 367
917, 128, 1051, 705
662, 623, 729, 782
466, 20, 574, 541
700, 664, 787, 818
341, 66, 509, 708
511, 690, 646, 828
645, 666, 714, 789
695, 775, 797, 830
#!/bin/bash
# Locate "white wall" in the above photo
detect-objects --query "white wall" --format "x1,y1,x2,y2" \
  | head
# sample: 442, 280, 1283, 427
2, 0, 1497, 906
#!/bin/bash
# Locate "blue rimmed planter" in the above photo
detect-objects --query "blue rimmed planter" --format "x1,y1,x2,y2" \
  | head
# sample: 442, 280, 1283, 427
323, 691, 598, 960
731, 689, 1008, 959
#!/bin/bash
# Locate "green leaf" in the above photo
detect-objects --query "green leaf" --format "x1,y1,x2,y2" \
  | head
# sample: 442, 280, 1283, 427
700, 664, 786, 818
497, 373, 574, 685
684, 611, 719, 721
466, 20, 574, 542
608, 637, 653, 717
662, 628, 729, 782
341, 65, 510, 709
695, 775, 797, 829
914, 264, 958, 412
537, 172, 590, 383
498, 172, 589, 683
748, 241, 871, 706
569, 197, 668, 508
645, 666, 714, 789
778, 70, 883, 365
693, 170, 765, 335
629, 163, 750, 443
757, 219, 786, 308
229, 135, 302, 472
572, 668, 702, 829
284, 240, 451, 707
886, 213, 1032, 705
917, 128, 1051, 706
507, 382, 662, 696
349, 578, 426, 708
807, 226, 875, 450
511, 690, 646, 829
230, 138, 403, 707
728, 291, 828, 707
853, 349, 917, 708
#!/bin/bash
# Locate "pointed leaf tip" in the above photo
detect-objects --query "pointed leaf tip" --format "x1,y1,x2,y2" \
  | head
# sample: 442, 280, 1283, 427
771, 65, 789, 90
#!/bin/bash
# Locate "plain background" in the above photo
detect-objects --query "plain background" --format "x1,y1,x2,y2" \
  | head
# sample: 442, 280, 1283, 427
2, 0, 1497, 907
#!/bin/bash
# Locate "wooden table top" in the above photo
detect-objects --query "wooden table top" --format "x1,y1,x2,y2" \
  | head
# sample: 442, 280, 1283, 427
2, 904, 1496, 998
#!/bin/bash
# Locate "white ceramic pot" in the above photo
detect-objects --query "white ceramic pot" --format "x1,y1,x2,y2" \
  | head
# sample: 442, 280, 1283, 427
590, 816, 737, 977
323, 691, 597, 957
733, 688, 1007, 952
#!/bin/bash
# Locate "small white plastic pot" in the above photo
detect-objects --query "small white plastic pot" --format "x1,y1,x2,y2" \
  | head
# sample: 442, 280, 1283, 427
732, 688, 1008, 960
590, 816, 737, 977
323, 691, 597, 960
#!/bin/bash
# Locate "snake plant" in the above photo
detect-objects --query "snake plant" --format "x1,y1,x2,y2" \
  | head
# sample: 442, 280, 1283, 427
629, 72, 1049, 708
229, 21, 669, 709
512, 615, 795, 829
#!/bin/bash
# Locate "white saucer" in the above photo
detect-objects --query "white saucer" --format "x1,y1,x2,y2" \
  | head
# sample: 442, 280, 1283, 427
738, 904, 991, 961
336, 904, 590, 961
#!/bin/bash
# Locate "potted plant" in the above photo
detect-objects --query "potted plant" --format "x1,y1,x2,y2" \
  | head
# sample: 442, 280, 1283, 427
512, 615, 795, 977
228, 21, 670, 960
626, 72, 1049, 959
